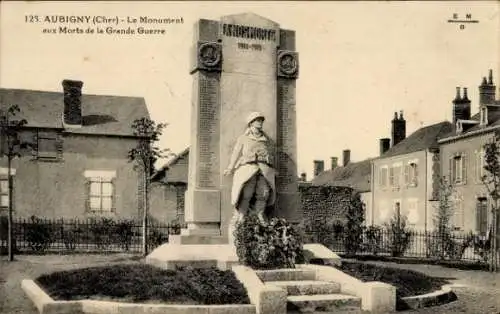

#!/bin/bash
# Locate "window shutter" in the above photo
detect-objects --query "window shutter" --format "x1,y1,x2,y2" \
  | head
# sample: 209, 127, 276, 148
84, 178, 91, 213
404, 164, 409, 186
31, 131, 38, 159
482, 204, 487, 233
476, 200, 481, 232
462, 153, 467, 184
56, 133, 63, 160
11, 175, 15, 213
414, 164, 419, 185
449, 156, 453, 183
111, 178, 117, 213
481, 150, 485, 180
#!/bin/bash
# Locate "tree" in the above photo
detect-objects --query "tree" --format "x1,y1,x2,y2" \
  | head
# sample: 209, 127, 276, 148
481, 134, 500, 272
427, 177, 473, 261
127, 117, 168, 256
429, 176, 455, 260
384, 203, 413, 257
0, 105, 30, 261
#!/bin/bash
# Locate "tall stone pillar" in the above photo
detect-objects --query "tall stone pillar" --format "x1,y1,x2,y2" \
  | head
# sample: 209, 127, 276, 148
176, 13, 301, 244
182, 19, 223, 238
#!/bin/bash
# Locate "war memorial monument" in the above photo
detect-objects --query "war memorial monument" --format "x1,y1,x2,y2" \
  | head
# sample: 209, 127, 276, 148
147, 12, 302, 268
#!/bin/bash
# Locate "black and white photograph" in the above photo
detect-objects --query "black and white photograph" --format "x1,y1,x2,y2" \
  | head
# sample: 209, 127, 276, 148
0, 1, 499, 313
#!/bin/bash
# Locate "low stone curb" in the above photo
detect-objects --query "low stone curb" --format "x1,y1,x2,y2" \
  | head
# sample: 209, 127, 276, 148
21, 279, 256, 314
399, 284, 459, 310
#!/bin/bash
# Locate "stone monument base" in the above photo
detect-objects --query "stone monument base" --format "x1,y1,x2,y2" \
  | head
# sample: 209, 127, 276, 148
145, 242, 239, 271
169, 234, 228, 245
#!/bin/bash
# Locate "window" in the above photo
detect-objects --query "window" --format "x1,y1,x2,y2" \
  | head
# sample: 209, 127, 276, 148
36, 131, 60, 160
176, 185, 186, 223
379, 166, 388, 187
476, 197, 488, 235
452, 194, 464, 231
406, 198, 419, 225
0, 168, 15, 213
475, 149, 485, 182
388, 167, 394, 187
85, 170, 116, 213
404, 161, 418, 187
449, 153, 467, 184
0, 177, 9, 209
378, 200, 390, 222
390, 164, 402, 189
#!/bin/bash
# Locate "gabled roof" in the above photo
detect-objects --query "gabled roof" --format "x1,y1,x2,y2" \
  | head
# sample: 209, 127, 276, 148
381, 121, 453, 158
0, 88, 149, 137
151, 147, 189, 181
439, 102, 500, 140
311, 158, 373, 192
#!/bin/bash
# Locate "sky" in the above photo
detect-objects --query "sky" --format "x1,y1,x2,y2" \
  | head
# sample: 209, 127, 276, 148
1, 1, 499, 179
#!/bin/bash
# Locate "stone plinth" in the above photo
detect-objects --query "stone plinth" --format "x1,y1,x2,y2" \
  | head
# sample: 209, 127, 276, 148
145, 243, 239, 271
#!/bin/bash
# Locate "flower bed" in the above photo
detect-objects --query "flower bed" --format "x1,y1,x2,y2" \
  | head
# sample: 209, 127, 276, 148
336, 261, 449, 298
35, 264, 250, 305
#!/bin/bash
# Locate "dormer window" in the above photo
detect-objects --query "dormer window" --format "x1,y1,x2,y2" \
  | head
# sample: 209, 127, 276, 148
456, 121, 463, 133
480, 106, 488, 126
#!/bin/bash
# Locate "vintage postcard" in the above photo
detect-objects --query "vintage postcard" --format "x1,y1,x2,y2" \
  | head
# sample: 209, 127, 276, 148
0, 1, 499, 313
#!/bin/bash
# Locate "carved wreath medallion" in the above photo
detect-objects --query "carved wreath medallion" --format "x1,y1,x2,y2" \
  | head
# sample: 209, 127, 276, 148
278, 51, 298, 76
198, 42, 221, 68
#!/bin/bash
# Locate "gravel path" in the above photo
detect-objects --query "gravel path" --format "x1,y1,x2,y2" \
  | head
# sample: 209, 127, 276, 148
1, 255, 499, 314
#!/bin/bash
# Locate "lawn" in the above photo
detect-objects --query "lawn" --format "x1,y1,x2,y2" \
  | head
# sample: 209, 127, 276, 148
35, 264, 250, 305
336, 261, 449, 298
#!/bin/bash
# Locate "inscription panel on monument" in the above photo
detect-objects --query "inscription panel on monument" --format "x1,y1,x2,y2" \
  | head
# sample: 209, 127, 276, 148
277, 80, 297, 193
197, 72, 220, 189
219, 14, 280, 77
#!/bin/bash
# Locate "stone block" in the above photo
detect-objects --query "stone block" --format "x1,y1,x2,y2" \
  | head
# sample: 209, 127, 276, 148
303, 243, 342, 266
146, 243, 238, 271
170, 235, 226, 245
361, 281, 396, 313
255, 269, 316, 282
231, 265, 287, 314
257, 285, 287, 314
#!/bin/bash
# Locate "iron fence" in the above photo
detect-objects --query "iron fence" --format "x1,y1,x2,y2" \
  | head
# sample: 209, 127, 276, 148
0, 216, 184, 254
304, 227, 491, 264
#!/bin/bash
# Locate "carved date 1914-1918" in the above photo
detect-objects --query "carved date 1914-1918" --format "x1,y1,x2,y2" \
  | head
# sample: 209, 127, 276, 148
237, 42, 263, 51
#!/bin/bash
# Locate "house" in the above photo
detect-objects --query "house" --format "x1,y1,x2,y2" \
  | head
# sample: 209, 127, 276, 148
437, 70, 499, 234
370, 111, 453, 231
150, 147, 189, 222
311, 150, 373, 222
0, 80, 150, 219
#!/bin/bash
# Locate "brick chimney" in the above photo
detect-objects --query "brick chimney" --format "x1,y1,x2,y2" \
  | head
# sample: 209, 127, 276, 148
452, 86, 471, 124
342, 149, 350, 167
330, 157, 338, 170
479, 69, 496, 106
391, 111, 406, 147
62, 79, 83, 127
313, 160, 324, 177
380, 138, 390, 155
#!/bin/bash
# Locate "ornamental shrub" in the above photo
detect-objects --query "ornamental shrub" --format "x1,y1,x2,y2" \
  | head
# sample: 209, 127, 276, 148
25, 216, 54, 252
384, 212, 414, 257
234, 213, 304, 269
363, 225, 383, 255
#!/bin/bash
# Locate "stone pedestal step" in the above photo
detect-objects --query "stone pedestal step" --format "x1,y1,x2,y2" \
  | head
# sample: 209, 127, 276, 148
266, 280, 341, 296
255, 269, 316, 282
287, 294, 361, 313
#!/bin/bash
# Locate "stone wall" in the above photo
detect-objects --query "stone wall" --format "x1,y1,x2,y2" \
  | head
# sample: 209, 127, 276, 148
299, 185, 358, 224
